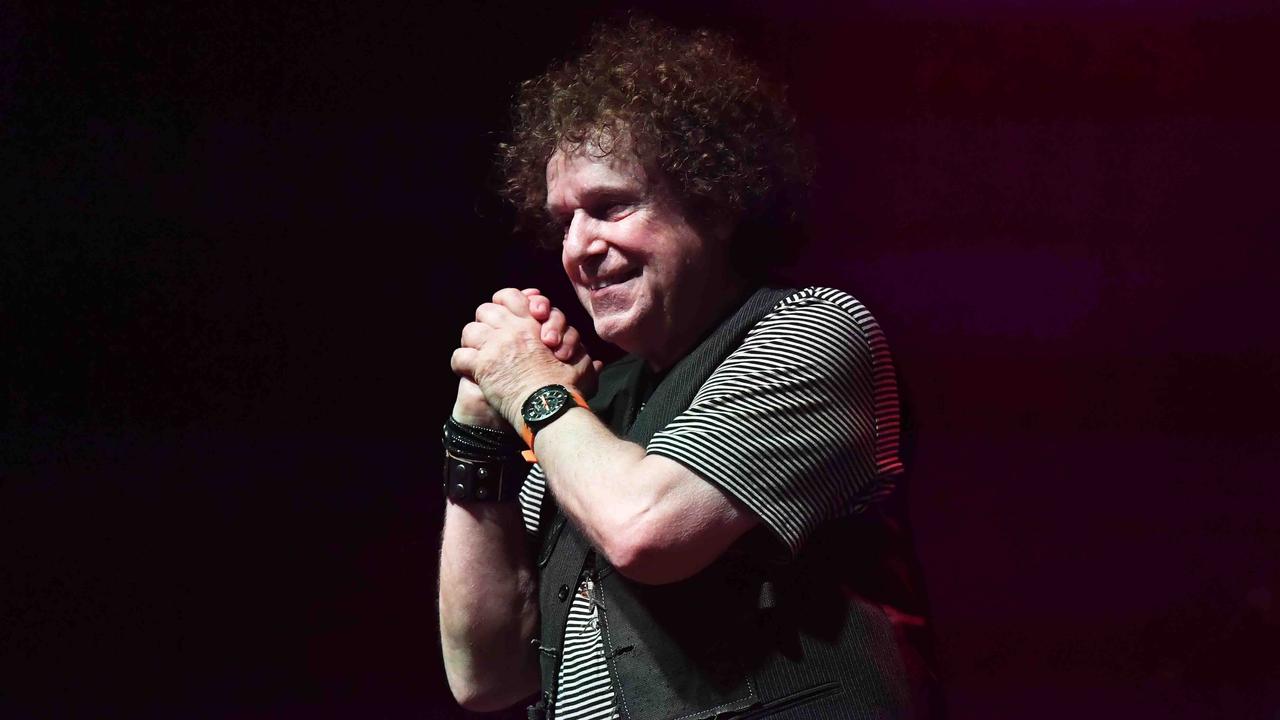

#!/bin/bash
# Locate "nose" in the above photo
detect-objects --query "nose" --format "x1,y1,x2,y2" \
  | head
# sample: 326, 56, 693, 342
562, 209, 608, 268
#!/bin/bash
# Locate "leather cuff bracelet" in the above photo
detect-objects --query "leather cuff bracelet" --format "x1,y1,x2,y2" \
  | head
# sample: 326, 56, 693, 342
442, 449, 527, 503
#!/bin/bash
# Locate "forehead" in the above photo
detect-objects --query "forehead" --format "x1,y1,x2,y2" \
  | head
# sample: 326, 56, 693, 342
544, 147, 649, 211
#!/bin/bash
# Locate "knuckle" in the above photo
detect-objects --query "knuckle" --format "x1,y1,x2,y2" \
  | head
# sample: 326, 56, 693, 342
492, 287, 520, 304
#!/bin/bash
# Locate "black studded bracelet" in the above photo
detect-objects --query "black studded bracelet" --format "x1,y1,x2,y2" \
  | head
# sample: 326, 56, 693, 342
441, 419, 528, 503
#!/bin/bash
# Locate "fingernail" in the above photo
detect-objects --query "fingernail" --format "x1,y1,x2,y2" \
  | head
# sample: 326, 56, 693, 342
545, 330, 560, 345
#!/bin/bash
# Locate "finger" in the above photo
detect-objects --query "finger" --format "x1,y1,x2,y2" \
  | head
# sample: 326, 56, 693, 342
521, 287, 551, 322
451, 347, 478, 378
570, 351, 600, 396
541, 308, 567, 348
491, 287, 532, 318
475, 302, 511, 327
555, 325, 582, 362
593, 360, 604, 374
527, 293, 551, 322
460, 321, 490, 349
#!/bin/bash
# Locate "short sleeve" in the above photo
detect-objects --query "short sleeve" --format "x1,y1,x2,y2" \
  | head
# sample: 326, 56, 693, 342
645, 287, 903, 556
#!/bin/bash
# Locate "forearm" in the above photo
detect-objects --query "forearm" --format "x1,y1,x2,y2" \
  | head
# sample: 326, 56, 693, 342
533, 408, 686, 575
438, 491, 539, 710
437, 289, 589, 707
528, 401, 759, 584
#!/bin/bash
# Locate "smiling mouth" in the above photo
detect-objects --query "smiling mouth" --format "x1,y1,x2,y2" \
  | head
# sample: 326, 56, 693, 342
588, 269, 641, 291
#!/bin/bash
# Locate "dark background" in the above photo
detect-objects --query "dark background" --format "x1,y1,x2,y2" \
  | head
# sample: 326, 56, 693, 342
3, 1, 1278, 718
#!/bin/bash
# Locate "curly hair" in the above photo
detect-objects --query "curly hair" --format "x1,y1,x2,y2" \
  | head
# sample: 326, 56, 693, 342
498, 16, 814, 277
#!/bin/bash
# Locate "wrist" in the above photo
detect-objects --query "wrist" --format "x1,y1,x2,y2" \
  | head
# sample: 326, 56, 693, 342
451, 402, 507, 430
453, 376, 509, 430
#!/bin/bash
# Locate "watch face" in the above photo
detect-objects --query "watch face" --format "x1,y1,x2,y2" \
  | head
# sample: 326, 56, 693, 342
523, 385, 569, 424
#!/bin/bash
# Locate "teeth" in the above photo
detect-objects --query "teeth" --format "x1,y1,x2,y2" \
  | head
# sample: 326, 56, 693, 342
590, 272, 632, 291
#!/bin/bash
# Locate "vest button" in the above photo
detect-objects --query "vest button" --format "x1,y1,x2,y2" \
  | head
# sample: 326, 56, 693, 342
557, 584, 570, 602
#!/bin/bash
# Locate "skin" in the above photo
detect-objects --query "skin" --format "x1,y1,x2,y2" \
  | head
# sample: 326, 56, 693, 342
546, 145, 746, 370
440, 146, 759, 710
449, 288, 598, 429
439, 288, 589, 711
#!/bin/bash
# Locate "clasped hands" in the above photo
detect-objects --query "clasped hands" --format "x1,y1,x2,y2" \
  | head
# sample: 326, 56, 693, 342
451, 288, 602, 432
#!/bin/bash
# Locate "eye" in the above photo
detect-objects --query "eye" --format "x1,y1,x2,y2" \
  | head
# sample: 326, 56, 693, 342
594, 202, 632, 221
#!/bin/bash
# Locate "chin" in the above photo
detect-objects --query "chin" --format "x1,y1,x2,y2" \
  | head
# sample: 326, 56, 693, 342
587, 290, 653, 353
592, 318, 630, 349
591, 312, 641, 352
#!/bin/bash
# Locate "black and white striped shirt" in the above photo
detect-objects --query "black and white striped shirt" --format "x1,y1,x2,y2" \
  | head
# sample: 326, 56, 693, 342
518, 287, 903, 719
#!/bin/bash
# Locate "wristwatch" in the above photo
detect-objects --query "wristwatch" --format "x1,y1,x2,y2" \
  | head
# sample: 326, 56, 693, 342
519, 384, 588, 450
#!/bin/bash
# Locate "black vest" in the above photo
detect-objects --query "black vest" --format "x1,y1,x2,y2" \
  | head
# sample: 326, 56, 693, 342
533, 287, 931, 720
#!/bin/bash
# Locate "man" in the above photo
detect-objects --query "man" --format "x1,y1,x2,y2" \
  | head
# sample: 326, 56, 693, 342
440, 17, 938, 719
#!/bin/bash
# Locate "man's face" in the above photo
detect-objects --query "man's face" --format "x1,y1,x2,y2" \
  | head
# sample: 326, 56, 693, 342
546, 146, 727, 363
